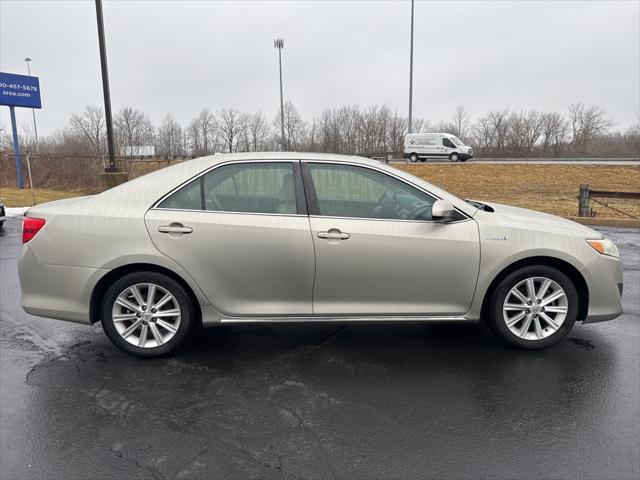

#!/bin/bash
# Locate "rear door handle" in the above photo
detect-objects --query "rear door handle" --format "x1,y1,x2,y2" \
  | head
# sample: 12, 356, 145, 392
158, 224, 193, 234
317, 230, 350, 240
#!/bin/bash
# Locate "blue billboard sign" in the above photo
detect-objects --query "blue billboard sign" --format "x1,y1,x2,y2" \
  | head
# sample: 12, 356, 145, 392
0, 71, 42, 109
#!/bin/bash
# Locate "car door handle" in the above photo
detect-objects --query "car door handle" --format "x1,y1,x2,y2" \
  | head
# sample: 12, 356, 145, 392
317, 230, 350, 240
158, 224, 193, 234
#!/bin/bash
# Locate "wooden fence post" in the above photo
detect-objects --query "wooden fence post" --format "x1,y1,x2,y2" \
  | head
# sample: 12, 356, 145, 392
578, 184, 590, 217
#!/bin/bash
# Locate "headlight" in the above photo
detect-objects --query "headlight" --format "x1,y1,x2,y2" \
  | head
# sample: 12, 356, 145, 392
586, 239, 619, 258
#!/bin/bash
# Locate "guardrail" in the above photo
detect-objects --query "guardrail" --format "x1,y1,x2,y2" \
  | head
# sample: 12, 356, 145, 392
578, 184, 640, 219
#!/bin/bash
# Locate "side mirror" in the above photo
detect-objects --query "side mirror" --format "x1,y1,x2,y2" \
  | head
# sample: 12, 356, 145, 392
431, 200, 454, 221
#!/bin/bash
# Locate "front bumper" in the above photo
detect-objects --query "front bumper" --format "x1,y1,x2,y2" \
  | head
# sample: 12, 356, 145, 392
581, 254, 624, 323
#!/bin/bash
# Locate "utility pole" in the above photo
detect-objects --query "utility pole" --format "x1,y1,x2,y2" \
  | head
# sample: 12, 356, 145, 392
408, 0, 415, 134
95, 0, 117, 171
23, 58, 39, 153
274, 38, 286, 150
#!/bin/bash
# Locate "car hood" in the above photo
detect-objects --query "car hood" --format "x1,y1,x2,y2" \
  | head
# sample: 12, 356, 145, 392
478, 201, 602, 238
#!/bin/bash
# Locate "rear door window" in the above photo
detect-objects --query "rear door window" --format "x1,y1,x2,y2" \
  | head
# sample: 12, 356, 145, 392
158, 162, 299, 215
203, 162, 297, 214
157, 177, 202, 210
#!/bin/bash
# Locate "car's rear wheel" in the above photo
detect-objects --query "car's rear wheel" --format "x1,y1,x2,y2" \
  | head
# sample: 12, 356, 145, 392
488, 265, 578, 349
410, 153, 419, 162
101, 272, 195, 357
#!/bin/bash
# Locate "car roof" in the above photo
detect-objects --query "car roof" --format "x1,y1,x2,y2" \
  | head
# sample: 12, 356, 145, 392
205, 151, 380, 165
405, 132, 455, 137
94, 152, 384, 210
87, 151, 476, 218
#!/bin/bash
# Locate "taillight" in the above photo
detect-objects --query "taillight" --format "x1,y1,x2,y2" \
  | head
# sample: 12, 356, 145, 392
22, 217, 46, 244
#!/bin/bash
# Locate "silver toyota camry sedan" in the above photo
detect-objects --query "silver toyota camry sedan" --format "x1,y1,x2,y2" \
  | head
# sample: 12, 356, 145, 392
18, 153, 623, 357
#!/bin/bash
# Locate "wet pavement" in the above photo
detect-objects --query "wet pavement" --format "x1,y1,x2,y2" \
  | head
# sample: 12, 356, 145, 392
1, 217, 638, 479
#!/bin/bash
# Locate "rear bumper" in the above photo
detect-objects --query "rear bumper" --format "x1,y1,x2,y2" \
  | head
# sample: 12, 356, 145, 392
18, 245, 107, 324
582, 254, 624, 323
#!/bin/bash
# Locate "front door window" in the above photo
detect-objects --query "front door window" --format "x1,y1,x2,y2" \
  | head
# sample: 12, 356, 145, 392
307, 163, 436, 221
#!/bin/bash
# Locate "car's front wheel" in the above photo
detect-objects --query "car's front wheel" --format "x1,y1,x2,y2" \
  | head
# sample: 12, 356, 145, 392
449, 153, 459, 162
101, 272, 195, 357
488, 265, 578, 349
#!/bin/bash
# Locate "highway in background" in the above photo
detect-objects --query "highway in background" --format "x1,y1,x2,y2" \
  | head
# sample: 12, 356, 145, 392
387, 158, 640, 165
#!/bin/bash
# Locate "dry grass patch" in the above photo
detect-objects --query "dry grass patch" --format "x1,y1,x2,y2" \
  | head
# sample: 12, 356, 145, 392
396, 164, 640, 219
0, 187, 87, 208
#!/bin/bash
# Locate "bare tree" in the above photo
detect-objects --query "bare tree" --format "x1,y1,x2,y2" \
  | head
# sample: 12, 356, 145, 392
156, 114, 183, 157
306, 118, 320, 152
540, 111, 567, 157
70, 105, 105, 155
346, 106, 360, 153
114, 106, 154, 158
24, 100, 640, 160
217, 108, 246, 153
623, 119, 640, 157
472, 114, 493, 149
386, 111, 407, 154
506, 110, 542, 153
434, 119, 457, 135
187, 117, 203, 155
451, 104, 471, 140
568, 103, 612, 153
198, 109, 216, 155
0, 126, 11, 154
246, 112, 270, 151
279, 101, 306, 151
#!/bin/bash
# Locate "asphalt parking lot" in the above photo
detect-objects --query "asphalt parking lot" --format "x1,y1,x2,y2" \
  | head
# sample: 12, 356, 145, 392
1, 217, 638, 480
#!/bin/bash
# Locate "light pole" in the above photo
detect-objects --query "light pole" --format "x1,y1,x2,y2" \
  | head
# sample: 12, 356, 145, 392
408, 0, 415, 134
274, 38, 286, 150
23, 57, 39, 153
95, 0, 117, 171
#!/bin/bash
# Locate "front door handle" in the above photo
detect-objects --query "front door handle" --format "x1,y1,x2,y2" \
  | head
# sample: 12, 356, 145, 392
158, 224, 193, 234
317, 229, 350, 240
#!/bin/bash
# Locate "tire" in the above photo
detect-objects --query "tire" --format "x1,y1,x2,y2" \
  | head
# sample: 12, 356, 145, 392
410, 153, 419, 162
487, 265, 578, 349
449, 153, 459, 162
101, 271, 196, 357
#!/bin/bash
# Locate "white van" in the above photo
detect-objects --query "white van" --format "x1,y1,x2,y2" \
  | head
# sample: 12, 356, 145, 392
404, 133, 473, 162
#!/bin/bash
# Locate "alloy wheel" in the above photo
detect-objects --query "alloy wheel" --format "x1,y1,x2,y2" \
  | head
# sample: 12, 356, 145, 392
502, 276, 568, 340
111, 283, 181, 348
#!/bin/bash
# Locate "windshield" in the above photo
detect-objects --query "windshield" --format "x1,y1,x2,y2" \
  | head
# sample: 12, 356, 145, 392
450, 136, 465, 147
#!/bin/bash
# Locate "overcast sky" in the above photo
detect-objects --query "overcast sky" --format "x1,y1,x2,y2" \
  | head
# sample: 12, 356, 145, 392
1, 0, 639, 136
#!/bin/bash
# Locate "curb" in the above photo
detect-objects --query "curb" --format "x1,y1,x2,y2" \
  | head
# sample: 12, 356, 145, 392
566, 217, 640, 229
